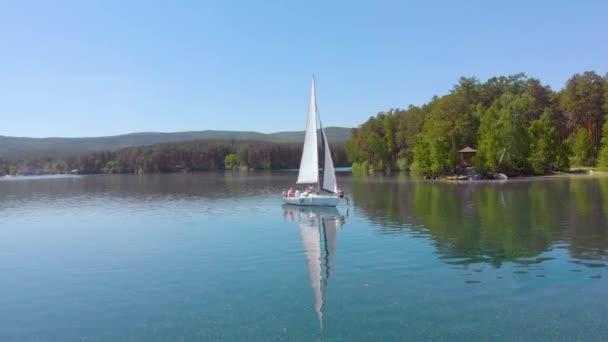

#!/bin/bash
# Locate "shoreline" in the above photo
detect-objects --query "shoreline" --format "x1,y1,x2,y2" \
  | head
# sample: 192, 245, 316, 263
2, 168, 605, 181
433, 169, 606, 183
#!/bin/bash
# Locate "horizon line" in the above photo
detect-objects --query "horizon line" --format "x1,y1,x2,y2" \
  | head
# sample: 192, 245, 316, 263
0, 126, 353, 140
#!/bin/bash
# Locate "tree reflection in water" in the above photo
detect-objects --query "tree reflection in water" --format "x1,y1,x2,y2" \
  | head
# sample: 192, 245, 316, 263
349, 174, 608, 268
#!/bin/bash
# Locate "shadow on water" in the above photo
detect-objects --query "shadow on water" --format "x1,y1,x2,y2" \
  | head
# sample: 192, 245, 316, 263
349, 173, 608, 268
282, 204, 347, 332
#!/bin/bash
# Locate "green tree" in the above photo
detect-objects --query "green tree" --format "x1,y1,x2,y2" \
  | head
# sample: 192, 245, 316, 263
474, 102, 501, 173
411, 133, 432, 176
571, 128, 596, 167
429, 135, 455, 175
528, 108, 563, 174
597, 121, 608, 168
479, 73, 528, 107
555, 139, 572, 171
52, 161, 66, 172
605, 72, 608, 114
347, 114, 386, 170
413, 93, 475, 176
366, 131, 388, 171
560, 71, 606, 148
525, 78, 553, 122
383, 114, 396, 168
224, 153, 241, 170
345, 140, 363, 164
395, 105, 425, 168
103, 160, 120, 174
474, 94, 531, 174
451, 76, 481, 105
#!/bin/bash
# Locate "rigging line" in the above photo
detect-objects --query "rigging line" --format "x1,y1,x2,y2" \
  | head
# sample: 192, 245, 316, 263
314, 77, 331, 194
314, 75, 323, 193
320, 118, 325, 193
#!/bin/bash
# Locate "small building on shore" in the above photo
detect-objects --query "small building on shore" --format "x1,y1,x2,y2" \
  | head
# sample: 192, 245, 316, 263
458, 147, 476, 166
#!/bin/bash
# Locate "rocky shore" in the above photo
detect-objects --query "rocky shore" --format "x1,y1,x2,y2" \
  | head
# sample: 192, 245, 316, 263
432, 167, 508, 181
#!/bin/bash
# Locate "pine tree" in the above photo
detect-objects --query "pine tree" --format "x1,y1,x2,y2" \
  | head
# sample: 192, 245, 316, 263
597, 121, 608, 168
571, 128, 596, 167
474, 94, 531, 174
528, 108, 562, 174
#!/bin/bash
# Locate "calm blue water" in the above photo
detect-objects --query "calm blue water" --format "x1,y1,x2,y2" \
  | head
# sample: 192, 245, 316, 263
0, 172, 607, 341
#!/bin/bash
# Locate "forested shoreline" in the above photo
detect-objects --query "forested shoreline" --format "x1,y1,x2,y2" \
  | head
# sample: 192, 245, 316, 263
3, 71, 608, 178
0, 140, 348, 175
347, 71, 608, 177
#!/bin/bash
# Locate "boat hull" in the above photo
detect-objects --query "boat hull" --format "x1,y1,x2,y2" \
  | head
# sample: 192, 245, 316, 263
282, 195, 340, 207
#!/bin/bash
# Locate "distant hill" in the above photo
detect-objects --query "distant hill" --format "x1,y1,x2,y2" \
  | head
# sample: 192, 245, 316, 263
0, 127, 352, 159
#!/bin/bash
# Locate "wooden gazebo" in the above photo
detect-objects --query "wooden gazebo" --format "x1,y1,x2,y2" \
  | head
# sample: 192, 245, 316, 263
458, 147, 476, 166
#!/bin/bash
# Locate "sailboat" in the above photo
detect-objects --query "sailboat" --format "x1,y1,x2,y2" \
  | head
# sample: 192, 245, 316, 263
282, 77, 341, 207
282, 205, 345, 331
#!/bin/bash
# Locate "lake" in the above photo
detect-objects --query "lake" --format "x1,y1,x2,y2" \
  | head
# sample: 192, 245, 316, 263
1, 172, 607, 341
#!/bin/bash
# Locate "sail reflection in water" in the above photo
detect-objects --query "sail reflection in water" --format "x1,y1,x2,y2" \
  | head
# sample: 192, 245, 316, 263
282, 205, 346, 331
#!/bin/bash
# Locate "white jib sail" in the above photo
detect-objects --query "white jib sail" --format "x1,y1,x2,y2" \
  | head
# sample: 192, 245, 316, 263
321, 126, 338, 193
297, 77, 319, 184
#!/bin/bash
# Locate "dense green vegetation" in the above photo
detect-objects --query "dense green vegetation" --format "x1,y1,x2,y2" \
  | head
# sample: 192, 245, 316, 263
598, 121, 608, 168
0, 140, 348, 175
347, 71, 608, 176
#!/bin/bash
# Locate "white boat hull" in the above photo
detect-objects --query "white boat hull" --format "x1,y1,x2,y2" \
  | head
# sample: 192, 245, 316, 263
282, 194, 340, 207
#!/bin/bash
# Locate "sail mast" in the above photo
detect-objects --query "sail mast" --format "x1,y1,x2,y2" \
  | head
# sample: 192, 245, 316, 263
315, 75, 321, 193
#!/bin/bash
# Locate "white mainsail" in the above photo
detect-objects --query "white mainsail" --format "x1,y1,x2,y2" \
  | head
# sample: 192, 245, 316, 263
296, 78, 319, 184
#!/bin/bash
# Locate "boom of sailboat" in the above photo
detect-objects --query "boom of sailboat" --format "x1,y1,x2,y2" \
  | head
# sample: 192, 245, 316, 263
282, 77, 346, 207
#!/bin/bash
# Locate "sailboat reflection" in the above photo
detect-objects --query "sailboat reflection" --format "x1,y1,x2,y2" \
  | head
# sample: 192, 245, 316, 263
282, 204, 347, 331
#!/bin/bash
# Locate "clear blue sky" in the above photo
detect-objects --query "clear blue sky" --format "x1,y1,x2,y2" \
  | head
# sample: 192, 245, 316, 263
0, 0, 606, 138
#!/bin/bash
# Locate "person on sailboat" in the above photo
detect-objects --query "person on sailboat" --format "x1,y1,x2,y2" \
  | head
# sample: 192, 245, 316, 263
338, 187, 349, 205
287, 188, 294, 197
295, 189, 301, 197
